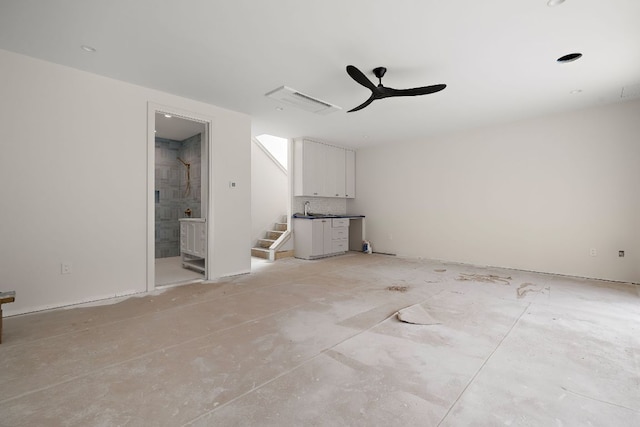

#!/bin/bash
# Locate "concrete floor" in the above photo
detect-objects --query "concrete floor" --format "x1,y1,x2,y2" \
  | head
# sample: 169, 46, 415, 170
1, 253, 638, 426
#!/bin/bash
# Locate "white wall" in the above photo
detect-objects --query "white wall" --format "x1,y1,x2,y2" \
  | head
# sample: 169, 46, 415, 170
349, 100, 640, 284
0, 49, 251, 315
251, 140, 288, 242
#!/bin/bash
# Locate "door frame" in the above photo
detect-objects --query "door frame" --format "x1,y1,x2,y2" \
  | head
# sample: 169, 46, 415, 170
147, 102, 214, 291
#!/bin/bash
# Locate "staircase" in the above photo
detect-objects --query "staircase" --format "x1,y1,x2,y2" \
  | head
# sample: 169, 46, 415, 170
251, 216, 293, 260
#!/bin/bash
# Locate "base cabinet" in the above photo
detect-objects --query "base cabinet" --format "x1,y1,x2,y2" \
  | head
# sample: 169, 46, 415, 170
179, 219, 206, 272
294, 218, 349, 260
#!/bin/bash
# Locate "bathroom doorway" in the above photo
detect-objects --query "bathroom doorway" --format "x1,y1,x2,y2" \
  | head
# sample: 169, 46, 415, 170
147, 104, 212, 289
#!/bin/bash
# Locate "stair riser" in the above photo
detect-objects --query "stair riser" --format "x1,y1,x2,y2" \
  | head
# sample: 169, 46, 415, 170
251, 248, 270, 259
266, 231, 284, 240
257, 239, 273, 248
274, 223, 287, 232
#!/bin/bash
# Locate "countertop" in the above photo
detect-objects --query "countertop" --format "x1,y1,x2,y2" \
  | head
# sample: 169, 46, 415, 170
178, 218, 206, 222
292, 213, 365, 219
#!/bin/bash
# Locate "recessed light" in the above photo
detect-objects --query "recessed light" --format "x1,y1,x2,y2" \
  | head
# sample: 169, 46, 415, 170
80, 45, 96, 52
570, 89, 582, 94
557, 53, 582, 63
276, 107, 284, 111
547, 0, 566, 7
164, 114, 172, 118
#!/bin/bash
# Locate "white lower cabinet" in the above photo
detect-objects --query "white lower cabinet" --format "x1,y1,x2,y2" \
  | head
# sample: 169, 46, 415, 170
294, 218, 349, 260
179, 219, 206, 272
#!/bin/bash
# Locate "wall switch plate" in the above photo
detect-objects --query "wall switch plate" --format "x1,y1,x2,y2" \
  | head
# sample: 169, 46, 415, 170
589, 248, 597, 257
619, 250, 625, 257
229, 181, 237, 188
61, 263, 72, 274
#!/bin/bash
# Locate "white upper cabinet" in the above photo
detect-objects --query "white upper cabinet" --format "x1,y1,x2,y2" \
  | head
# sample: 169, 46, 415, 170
325, 144, 346, 197
294, 139, 355, 198
345, 149, 355, 199
294, 139, 324, 196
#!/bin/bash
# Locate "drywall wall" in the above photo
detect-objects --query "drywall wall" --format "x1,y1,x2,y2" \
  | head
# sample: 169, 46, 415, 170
349, 99, 640, 283
251, 139, 288, 242
0, 49, 251, 315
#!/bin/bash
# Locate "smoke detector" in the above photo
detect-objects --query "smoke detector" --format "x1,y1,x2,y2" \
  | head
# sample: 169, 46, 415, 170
265, 86, 341, 115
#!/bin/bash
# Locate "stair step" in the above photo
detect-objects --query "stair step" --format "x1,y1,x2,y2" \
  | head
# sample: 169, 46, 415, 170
274, 222, 288, 232
251, 247, 293, 260
266, 230, 284, 240
251, 247, 270, 259
257, 238, 275, 248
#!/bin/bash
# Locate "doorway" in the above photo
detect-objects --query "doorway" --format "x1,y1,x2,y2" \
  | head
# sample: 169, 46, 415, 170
147, 104, 212, 290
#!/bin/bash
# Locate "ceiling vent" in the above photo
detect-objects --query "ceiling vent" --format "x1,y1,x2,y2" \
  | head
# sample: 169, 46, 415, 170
621, 84, 640, 99
265, 86, 341, 115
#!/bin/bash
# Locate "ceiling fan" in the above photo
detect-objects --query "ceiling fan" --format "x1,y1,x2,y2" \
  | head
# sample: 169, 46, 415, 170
346, 65, 446, 112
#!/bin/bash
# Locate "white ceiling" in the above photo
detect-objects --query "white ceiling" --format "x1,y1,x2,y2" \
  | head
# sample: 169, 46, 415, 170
1, 0, 639, 148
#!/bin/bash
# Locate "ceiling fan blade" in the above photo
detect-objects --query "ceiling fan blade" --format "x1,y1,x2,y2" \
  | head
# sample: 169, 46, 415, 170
346, 65, 377, 91
347, 95, 376, 113
385, 84, 447, 97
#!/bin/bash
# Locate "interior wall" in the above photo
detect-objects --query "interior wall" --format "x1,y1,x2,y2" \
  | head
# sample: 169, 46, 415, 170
251, 140, 288, 243
349, 99, 640, 284
0, 49, 251, 315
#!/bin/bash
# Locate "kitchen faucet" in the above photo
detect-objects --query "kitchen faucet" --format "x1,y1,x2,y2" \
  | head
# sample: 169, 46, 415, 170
304, 201, 311, 216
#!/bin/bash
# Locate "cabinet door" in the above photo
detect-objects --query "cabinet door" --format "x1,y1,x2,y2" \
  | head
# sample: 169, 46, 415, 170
325, 145, 346, 197
295, 139, 326, 197
308, 140, 326, 196
311, 219, 326, 256
194, 222, 207, 257
345, 149, 355, 199
186, 223, 197, 254
321, 219, 332, 254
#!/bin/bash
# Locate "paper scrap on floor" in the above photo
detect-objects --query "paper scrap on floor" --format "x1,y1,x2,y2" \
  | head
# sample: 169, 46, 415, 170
396, 303, 440, 325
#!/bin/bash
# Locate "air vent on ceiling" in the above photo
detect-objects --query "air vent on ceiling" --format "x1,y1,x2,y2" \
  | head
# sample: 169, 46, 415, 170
621, 84, 640, 99
265, 86, 341, 115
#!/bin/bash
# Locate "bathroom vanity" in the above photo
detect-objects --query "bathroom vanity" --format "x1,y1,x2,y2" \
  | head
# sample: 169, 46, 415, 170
179, 218, 206, 272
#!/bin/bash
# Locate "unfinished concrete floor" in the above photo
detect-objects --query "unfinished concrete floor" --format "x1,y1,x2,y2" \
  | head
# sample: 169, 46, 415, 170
1, 253, 639, 426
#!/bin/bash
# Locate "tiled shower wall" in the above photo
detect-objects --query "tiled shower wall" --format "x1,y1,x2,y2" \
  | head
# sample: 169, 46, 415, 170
155, 134, 202, 258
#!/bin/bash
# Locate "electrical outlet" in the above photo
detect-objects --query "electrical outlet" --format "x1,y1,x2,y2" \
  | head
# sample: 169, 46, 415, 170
589, 248, 597, 257
619, 250, 625, 257
61, 263, 72, 274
